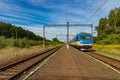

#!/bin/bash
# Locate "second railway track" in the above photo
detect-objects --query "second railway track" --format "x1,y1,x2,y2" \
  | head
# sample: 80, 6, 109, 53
86, 51, 120, 73
0, 46, 61, 80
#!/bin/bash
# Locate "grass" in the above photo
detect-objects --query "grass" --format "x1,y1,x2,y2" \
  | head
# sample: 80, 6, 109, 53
93, 44, 120, 60
0, 36, 63, 49
0, 45, 56, 67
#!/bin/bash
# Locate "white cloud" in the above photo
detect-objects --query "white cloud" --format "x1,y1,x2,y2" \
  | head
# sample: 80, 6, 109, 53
17, 24, 89, 42
0, 1, 51, 24
86, 0, 120, 26
24, 0, 46, 6
0, 0, 120, 42
17, 25, 43, 36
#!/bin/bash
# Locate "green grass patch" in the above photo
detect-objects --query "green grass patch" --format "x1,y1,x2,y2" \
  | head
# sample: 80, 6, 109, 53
93, 44, 120, 60
0, 36, 63, 49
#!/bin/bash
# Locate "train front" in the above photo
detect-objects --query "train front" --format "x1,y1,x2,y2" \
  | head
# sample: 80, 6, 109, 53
76, 33, 92, 51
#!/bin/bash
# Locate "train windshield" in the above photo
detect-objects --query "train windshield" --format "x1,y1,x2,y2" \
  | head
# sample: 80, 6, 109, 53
80, 35, 90, 40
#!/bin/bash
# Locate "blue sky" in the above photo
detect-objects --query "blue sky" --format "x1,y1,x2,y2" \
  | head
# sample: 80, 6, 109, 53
0, 0, 120, 42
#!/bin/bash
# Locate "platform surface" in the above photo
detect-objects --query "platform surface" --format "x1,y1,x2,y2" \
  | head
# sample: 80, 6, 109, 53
30, 46, 120, 80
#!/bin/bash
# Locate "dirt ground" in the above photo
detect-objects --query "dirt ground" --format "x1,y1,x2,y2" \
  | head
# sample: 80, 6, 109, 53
0, 46, 54, 67
30, 46, 120, 80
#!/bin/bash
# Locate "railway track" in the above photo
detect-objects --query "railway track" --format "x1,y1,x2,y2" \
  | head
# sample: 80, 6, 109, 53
68, 46, 120, 73
0, 46, 61, 80
86, 52, 120, 72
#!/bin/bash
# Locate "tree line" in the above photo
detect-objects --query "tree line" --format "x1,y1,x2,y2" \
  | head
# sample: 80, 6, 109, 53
0, 22, 43, 40
0, 22, 63, 48
94, 7, 120, 44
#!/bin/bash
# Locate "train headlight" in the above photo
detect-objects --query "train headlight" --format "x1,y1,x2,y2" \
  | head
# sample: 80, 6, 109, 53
77, 42, 81, 45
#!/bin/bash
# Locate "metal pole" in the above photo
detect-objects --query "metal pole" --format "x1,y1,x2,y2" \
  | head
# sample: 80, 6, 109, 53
91, 25, 93, 43
44, 23, 92, 43
43, 25, 45, 47
67, 22, 69, 43
115, 18, 116, 33
91, 25, 93, 36
16, 31, 17, 40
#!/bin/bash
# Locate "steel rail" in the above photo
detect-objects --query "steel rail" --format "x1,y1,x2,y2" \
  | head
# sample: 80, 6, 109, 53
0, 47, 58, 71
86, 52, 120, 72
0, 46, 61, 80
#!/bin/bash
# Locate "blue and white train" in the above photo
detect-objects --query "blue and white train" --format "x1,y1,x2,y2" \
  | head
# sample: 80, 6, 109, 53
70, 32, 93, 51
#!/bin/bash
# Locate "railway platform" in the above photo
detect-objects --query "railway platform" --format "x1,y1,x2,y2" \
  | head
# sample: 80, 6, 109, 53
30, 46, 120, 80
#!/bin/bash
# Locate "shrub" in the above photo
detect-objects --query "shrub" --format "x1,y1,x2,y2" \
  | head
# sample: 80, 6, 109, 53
95, 34, 120, 44
0, 36, 63, 49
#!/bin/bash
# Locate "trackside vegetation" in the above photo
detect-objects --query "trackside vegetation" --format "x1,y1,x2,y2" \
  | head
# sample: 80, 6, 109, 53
0, 22, 63, 49
0, 36, 63, 49
0, 22, 43, 41
93, 44, 120, 60
94, 7, 120, 44
93, 7, 120, 60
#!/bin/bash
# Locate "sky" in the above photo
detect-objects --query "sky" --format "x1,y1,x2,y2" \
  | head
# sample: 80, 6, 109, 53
0, 0, 120, 42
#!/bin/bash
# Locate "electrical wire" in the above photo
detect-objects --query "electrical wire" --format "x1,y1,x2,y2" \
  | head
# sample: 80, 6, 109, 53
35, 0, 52, 22
86, 0, 108, 23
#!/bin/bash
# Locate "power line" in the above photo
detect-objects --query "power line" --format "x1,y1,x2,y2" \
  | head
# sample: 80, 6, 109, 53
86, 0, 108, 23
65, 0, 68, 22
35, 0, 52, 22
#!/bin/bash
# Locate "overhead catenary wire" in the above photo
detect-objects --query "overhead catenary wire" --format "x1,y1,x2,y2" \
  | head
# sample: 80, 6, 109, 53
86, 0, 108, 23
64, 0, 94, 35
65, 0, 68, 22
35, 0, 52, 23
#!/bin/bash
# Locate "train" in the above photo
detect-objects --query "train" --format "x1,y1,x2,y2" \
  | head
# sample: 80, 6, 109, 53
69, 32, 93, 51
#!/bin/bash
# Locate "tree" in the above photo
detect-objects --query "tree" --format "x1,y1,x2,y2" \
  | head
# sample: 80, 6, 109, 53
0, 22, 43, 41
95, 7, 120, 44
52, 38, 60, 42
96, 18, 108, 40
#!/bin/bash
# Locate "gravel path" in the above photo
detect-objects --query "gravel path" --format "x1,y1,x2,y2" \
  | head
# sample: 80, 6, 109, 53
30, 46, 120, 80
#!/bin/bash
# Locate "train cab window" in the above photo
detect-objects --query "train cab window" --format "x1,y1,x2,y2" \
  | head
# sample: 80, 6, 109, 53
80, 35, 90, 40
86, 36, 90, 39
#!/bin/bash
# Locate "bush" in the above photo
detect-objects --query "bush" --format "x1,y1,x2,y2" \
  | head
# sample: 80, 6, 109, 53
0, 36, 15, 48
96, 39, 112, 44
95, 34, 120, 44
0, 36, 63, 49
14, 40, 25, 48
25, 43, 30, 48
0, 36, 6, 48
19, 40, 25, 48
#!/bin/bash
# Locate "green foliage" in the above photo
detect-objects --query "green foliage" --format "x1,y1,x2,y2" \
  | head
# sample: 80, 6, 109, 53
14, 40, 25, 48
95, 7, 120, 44
0, 36, 42, 49
0, 22, 43, 41
95, 34, 120, 44
52, 38, 60, 42
0, 22, 63, 48
0, 36, 63, 49
0, 36, 7, 48
0, 36, 15, 48
13, 38, 43, 48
